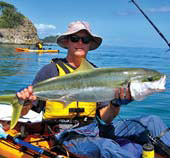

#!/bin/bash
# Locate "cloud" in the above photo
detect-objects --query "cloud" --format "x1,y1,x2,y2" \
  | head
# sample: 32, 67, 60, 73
146, 6, 170, 13
114, 11, 130, 16
34, 24, 56, 30
113, 6, 170, 16
113, 9, 142, 16
34, 24, 57, 38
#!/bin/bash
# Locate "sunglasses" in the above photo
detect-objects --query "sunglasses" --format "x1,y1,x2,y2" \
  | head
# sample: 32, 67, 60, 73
69, 35, 92, 44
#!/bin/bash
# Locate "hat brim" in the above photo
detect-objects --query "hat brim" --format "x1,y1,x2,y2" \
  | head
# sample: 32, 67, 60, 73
56, 29, 102, 50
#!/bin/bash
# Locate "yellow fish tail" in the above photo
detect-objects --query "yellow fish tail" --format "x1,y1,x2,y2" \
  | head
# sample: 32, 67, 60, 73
0, 94, 22, 129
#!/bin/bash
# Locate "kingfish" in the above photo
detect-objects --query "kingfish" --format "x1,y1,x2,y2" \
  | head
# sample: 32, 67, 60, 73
0, 59, 166, 129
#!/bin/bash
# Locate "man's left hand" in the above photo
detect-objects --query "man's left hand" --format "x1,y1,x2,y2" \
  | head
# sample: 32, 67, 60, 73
113, 87, 133, 105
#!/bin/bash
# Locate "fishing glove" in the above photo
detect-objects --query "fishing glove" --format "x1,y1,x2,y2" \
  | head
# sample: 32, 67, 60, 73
111, 98, 132, 106
0, 124, 8, 139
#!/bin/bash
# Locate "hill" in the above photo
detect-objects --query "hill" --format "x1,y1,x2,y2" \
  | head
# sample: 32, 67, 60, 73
0, 1, 40, 44
0, 1, 24, 28
41, 35, 57, 43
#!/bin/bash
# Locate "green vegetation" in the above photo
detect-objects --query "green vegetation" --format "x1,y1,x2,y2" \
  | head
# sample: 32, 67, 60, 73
41, 35, 58, 43
0, 1, 25, 28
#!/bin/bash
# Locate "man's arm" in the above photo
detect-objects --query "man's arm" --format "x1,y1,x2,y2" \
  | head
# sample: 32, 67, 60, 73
98, 87, 132, 123
99, 103, 120, 124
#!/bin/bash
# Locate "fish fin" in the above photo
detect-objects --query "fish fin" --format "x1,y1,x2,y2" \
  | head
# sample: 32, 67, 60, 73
73, 58, 95, 73
0, 94, 22, 129
0, 94, 16, 104
47, 96, 73, 108
63, 101, 72, 108
51, 100, 72, 108
10, 96, 23, 129
57, 96, 73, 108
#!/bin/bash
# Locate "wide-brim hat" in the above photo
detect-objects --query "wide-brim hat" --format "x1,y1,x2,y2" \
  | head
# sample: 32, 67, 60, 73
56, 21, 102, 50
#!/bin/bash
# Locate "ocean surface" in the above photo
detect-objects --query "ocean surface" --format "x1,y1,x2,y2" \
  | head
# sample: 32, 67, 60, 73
0, 44, 170, 126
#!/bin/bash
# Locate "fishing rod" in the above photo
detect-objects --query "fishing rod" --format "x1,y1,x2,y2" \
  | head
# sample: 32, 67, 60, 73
130, 0, 170, 49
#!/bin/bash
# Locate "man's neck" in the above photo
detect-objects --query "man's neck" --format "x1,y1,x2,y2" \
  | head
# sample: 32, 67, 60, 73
66, 55, 86, 68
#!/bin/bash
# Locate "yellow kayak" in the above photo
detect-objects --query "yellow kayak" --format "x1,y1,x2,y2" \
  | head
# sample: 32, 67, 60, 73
0, 121, 68, 158
16, 48, 59, 53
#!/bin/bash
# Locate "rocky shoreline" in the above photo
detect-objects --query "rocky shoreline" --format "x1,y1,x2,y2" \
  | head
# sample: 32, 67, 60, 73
0, 18, 40, 45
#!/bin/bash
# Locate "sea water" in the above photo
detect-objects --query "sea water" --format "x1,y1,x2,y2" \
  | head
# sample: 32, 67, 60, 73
0, 44, 170, 126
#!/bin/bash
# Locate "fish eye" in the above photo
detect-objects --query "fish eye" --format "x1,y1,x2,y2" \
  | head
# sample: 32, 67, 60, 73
148, 77, 153, 81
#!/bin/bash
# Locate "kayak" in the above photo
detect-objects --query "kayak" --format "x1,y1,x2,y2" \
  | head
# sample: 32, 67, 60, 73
0, 129, 52, 158
0, 104, 70, 158
0, 126, 69, 158
1, 106, 168, 158
15, 48, 59, 53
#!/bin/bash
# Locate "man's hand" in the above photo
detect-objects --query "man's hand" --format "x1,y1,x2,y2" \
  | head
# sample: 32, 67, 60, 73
17, 86, 36, 101
114, 87, 133, 105
16, 86, 37, 116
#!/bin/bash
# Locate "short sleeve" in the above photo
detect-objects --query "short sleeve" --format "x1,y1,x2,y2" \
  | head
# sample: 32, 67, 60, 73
32, 62, 58, 85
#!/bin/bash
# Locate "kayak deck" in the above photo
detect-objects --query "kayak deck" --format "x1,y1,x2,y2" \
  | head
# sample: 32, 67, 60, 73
0, 122, 68, 158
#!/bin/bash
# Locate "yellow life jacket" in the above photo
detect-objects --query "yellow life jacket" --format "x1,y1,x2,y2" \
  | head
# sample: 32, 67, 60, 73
38, 43, 43, 49
43, 59, 97, 120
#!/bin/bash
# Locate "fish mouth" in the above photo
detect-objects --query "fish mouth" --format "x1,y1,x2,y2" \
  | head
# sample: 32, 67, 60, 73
130, 75, 166, 101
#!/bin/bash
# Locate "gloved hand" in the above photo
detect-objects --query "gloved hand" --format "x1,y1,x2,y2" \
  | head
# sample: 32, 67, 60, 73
0, 124, 8, 139
111, 98, 132, 105
113, 87, 133, 105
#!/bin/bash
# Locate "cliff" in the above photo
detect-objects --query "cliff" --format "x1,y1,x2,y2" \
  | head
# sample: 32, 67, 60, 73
0, 17, 40, 45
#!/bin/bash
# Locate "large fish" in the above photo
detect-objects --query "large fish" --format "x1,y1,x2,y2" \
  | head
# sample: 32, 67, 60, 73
0, 59, 166, 129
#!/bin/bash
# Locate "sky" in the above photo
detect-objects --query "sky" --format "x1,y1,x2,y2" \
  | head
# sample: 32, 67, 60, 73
2, 0, 170, 48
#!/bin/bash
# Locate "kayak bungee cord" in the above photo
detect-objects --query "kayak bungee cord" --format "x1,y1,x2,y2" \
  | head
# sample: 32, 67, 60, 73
130, 0, 170, 50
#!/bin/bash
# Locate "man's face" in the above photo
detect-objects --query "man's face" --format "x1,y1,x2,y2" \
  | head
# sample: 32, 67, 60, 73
67, 30, 92, 57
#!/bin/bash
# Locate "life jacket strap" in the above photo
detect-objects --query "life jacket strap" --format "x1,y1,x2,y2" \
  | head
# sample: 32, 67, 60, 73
51, 58, 72, 74
55, 60, 71, 74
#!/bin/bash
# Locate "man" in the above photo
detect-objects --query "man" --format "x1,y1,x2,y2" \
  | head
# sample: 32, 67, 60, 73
35, 42, 43, 50
17, 21, 170, 158
17, 21, 126, 123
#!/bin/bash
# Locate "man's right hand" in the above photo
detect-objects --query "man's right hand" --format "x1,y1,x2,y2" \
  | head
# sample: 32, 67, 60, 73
16, 86, 37, 101
16, 86, 37, 116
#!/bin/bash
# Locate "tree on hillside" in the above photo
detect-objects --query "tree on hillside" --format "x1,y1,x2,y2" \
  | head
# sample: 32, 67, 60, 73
0, 1, 15, 10
0, 1, 25, 28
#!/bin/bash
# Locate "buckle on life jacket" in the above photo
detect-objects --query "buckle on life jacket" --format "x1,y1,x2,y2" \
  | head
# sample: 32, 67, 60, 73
69, 108, 84, 113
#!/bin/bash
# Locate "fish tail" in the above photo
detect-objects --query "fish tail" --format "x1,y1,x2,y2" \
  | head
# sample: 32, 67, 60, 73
0, 94, 23, 129
10, 96, 23, 129
0, 94, 16, 104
